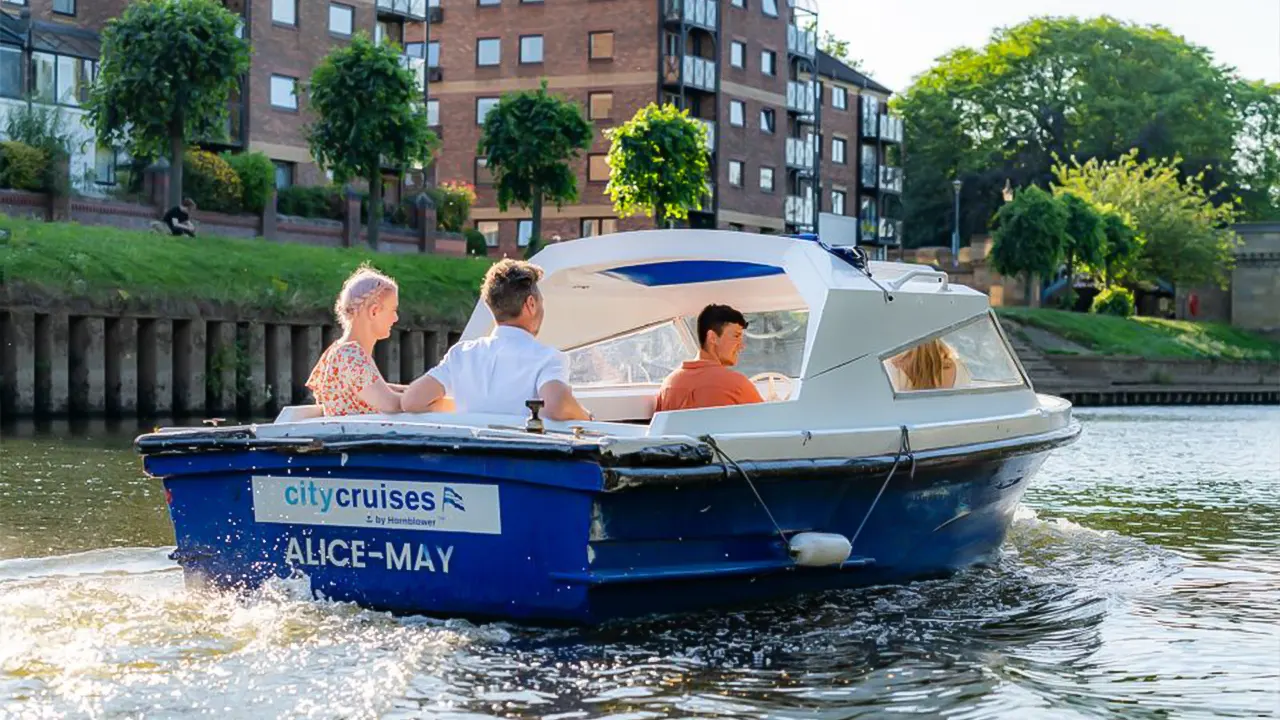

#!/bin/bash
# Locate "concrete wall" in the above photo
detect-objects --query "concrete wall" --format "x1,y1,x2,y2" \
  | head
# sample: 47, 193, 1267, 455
1178, 223, 1280, 336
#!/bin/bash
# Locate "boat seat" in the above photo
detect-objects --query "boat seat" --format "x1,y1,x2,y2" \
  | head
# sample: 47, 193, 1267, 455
574, 385, 661, 423
275, 404, 325, 423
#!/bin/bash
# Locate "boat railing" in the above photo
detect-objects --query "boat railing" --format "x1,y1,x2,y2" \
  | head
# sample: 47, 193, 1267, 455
887, 268, 950, 292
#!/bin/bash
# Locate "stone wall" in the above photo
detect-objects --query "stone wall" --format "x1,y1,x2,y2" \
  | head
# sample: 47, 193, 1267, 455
1177, 223, 1280, 336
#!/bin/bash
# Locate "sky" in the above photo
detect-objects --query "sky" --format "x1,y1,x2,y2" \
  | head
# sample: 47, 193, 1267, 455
819, 0, 1280, 95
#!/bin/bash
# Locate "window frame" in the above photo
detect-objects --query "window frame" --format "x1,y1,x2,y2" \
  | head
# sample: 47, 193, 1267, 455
477, 220, 501, 247
878, 311, 1031, 398
476, 37, 501, 66
589, 31, 615, 60
476, 96, 499, 124
271, 0, 297, 26
474, 156, 493, 185
519, 34, 544, 64
728, 160, 744, 187
759, 166, 774, 192
328, 2, 354, 36
832, 137, 847, 164
588, 91, 613, 121
729, 99, 745, 127
53, 0, 75, 16
832, 86, 848, 110
587, 153, 610, 183
831, 189, 846, 216
759, 108, 775, 134
269, 74, 299, 110
760, 49, 776, 76
730, 41, 746, 69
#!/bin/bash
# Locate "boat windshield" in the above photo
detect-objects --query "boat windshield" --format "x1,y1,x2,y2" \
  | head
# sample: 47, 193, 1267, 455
882, 313, 1026, 394
566, 309, 809, 388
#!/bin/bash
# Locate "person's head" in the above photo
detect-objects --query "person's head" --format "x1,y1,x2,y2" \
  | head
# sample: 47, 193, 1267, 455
696, 304, 749, 366
894, 338, 958, 390
181, 197, 196, 211
334, 264, 399, 340
482, 258, 545, 334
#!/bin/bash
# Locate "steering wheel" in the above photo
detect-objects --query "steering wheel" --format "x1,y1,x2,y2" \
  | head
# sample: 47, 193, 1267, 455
749, 372, 794, 402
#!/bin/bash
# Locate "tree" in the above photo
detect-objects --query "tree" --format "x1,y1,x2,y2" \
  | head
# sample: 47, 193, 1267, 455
87, 0, 250, 208
1233, 81, 1280, 221
1052, 151, 1241, 289
605, 103, 710, 227
1098, 210, 1141, 288
819, 31, 864, 72
307, 34, 439, 249
894, 16, 1270, 247
990, 185, 1068, 305
478, 81, 593, 246
1056, 192, 1106, 298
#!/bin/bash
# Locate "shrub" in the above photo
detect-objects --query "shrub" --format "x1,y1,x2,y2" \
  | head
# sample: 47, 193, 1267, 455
4, 102, 71, 193
222, 151, 276, 213
1090, 286, 1136, 317
0, 142, 49, 191
522, 234, 546, 259
184, 149, 243, 213
428, 180, 477, 232
463, 227, 488, 257
277, 185, 344, 220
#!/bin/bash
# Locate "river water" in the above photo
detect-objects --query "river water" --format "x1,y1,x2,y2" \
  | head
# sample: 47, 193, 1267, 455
1, 406, 1277, 719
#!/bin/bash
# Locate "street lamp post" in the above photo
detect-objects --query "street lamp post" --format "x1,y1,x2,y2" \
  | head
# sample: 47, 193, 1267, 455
951, 178, 963, 267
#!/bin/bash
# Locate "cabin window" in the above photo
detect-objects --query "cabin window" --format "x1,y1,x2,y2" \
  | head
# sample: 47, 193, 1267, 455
566, 321, 690, 387
680, 309, 808, 379
882, 313, 1025, 394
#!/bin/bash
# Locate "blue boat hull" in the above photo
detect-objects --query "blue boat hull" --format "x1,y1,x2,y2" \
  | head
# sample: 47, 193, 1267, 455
140, 425, 1077, 624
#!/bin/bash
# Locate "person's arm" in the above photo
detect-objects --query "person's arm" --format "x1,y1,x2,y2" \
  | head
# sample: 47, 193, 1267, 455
334, 343, 404, 414
736, 373, 765, 404
356, 378, 403, 414
401, 374, 447, 412
536, 353, 592, 421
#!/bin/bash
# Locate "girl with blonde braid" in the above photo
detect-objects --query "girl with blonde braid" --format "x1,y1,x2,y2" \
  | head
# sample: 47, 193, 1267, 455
305, 265, 405, 416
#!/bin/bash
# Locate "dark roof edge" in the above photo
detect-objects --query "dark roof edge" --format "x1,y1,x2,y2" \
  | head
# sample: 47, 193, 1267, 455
816, 49, 893, 96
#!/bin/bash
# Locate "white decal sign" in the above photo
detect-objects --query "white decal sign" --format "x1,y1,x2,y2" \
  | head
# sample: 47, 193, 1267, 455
251, 476, 502, 535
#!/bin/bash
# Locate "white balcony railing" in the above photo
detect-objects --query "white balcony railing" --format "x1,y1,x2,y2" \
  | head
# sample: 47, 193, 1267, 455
400, 55, 427, 91
879, 165, 904, 193
878, 217, 903, 244
682, 55, 717, 92
785, 136, 815, 170
377, 0, 428, 19
879, 115, 903, 143
698, 118, 716, 151
667, 0, 718, 31
786, 24, 816, 58
786, 80, 815, 115
785, 194, 815, 226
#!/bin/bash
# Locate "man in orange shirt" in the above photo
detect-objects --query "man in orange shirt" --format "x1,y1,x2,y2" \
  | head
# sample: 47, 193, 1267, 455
654, 304, 764, 412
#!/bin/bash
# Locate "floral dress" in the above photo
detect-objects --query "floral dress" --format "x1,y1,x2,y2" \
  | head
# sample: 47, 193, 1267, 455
305, 341, 383, 416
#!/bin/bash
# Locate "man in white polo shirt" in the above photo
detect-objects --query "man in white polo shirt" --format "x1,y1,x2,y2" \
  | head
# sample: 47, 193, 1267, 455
401, 258, 593, 421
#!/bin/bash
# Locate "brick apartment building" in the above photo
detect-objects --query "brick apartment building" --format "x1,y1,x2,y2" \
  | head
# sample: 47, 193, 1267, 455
0, 0, 903, 253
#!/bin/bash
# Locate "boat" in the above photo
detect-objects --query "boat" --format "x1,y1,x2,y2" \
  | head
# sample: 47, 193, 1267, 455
136, 229, 1081, 625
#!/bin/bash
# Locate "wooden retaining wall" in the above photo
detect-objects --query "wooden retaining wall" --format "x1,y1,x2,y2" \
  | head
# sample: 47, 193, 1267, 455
0, 310, 462, 420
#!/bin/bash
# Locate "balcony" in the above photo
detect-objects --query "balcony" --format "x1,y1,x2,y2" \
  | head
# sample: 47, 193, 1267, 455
697, 118, 716, 152
785, 194, 815, 226
400, 54, 427, 91
878, 218, 903, 245
878, 114, 903, 143
859, 214, 878, 243
861, 162, 878, 189
786, 24, 816, 59
879, 165, 904, 194
664, 54, 717, 92
785, 136, 815, 171
377, 0, 439, 21
786, 80, 815, 116
665, 0, 718, 32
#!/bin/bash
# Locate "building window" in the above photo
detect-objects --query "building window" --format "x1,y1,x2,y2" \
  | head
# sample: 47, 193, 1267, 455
476, 96, 499, 124
833, 86, 848, 110
833, 137, 847, 164
477, 220, 500, 247
329, 3, 353, 35
761, 0, 777, 16
270, 75, 298, 109
517, 219, 534, 247
475, 156, 493, 185
589, 31, 614, 60
730, 41, 745, 68
519, 35, 544, 64
478, 0, 500, 5
581, 218, 618, 237
759, 167, 774, 192
93, 146, 118, 185
588, 154, 610, 182
729, 100, 745, 127
588, 92, 613, 121
477, 38, 501, 66
272, 0, 296, 25
759, 108, 775, 134
426, 99, 439, 126
53, 0, 74, 15
731, 0, 744, 6
273, 161, 295, 189
32, 52, 96, 107
728, 160, 743, 187
832, 190, 846, 215
0, 46, 21, 99
427, 41, 440, 67
760, 50, 776, 76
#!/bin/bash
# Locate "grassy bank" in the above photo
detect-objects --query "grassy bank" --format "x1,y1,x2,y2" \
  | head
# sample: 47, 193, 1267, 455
0, 216, 490, 325
997, 307, 1280, 362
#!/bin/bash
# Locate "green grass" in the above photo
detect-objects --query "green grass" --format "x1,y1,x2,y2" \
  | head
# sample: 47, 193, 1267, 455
997, 307, 1280, 362
0, 216, 491, 326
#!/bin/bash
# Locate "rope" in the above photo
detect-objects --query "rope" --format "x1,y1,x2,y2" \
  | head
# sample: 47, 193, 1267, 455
821, 241, 894, 304
701, 435, 790, 548
848, 425, 914, 551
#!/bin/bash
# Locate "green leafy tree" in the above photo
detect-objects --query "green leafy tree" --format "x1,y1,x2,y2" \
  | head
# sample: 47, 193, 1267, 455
1233, 81, 1280, 220
1052, 151, 1241, 289
87, 0, 250, 208
894, 16, 1273, 246
605, 103, 710, 227
1056, 192, 1106, 298
990, 185, 1068, 305
1099, 210, 1141, 287
818, 31, 865, 72
307, 33, 439, 249
478, 81, 593, 246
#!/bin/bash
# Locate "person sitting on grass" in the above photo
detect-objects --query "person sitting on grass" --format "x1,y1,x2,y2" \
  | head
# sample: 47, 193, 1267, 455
305, 264, 406, 416
162, 198, 198, 237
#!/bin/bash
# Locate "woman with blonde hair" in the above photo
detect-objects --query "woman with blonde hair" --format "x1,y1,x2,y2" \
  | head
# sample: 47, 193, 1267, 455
305, 264, 405, 416
889, 337, 960, 391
